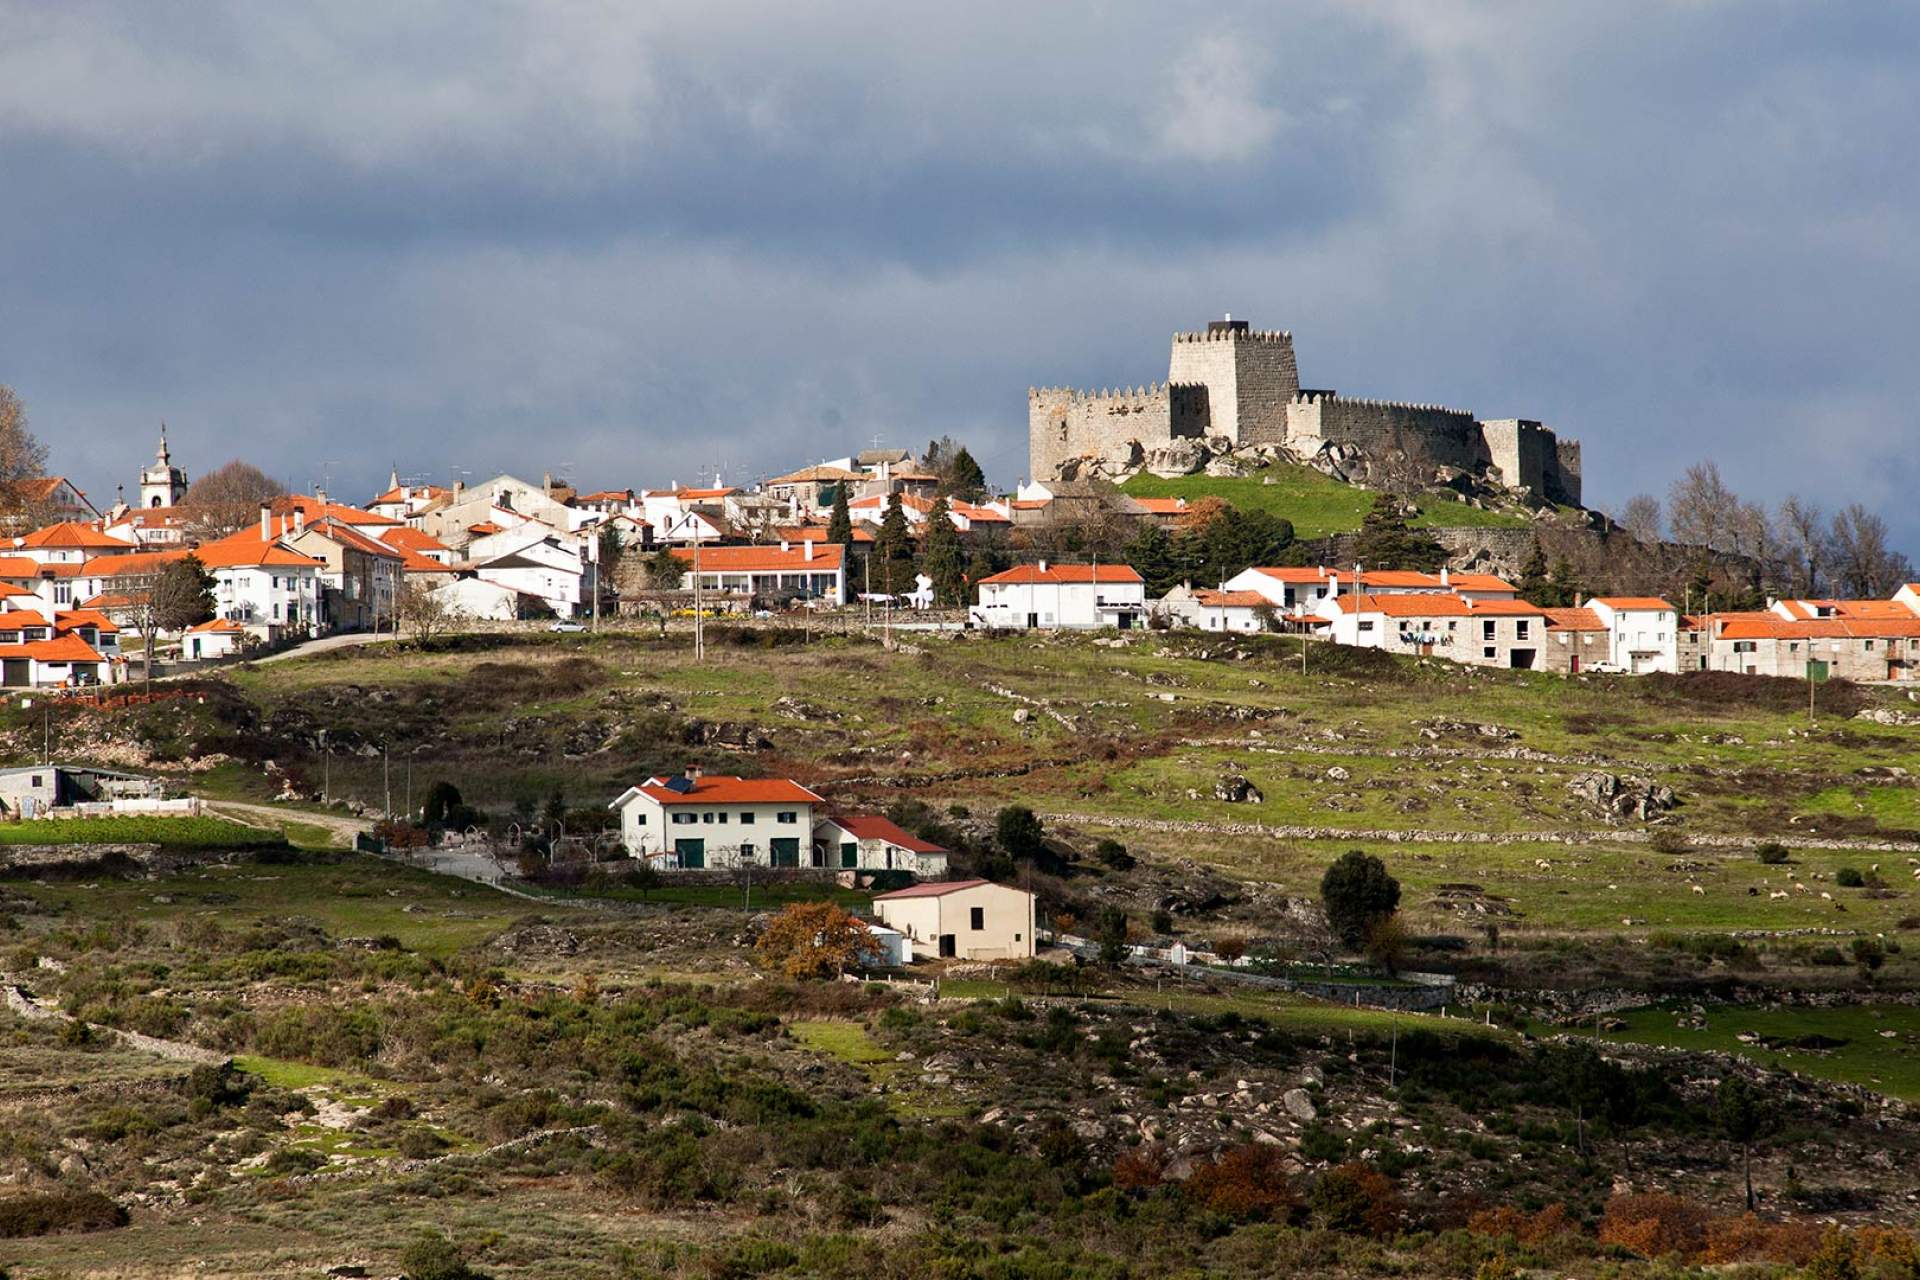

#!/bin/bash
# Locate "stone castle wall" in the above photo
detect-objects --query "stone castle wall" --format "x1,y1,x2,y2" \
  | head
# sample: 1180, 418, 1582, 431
1028, 382, 1208, 479
1166, 327, 1298, 443
1479, 419, 1582, 507
1285, 392, 1484, 470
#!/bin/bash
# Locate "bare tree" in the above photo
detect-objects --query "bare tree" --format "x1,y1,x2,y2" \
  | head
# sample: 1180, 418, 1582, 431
1618, 494, 1663, 543
1731, 500, 1782, 590
396, 580, 467, 645
1776, 495, 1828, 597
1829, 504, 1915, 598
180, 460, 287, 537
1667, 461, 1738, 552
0, 385, 50, 529
136, 555, 217, 692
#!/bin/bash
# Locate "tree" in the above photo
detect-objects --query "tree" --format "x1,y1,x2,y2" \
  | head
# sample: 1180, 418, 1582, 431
179, 460, 286, 537
140, 554, 216, 691
644, 547, 684, 590
942, 447, 988, 501
1667, 461, 1738, 552
871, 491, 915, 594
1829, 503, 1913, 598
0, 385, 49, 529
825, 484, 853, 545
921, 495, 967, 605
1363, 914, 1410, 975
1319, 851, 1401, 952
1716, 1076, 1777, 1213
1618, 494, 1663, 543
423, 781, 464, 828
1186, 506, 1294, 584
1352, 495, 1446, 572
1516, 540, 1555, 607
1125, 522, 1184, 597
1548, 556, 1584, 608
1777, 495, 1829, 597
995, 805, 1047, 862
755, 901, 874, 979
396, 580, 465, 645
596, 524, 626, 591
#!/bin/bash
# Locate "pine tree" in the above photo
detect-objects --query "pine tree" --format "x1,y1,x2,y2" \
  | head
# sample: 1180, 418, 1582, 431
922, 496, 967, 605
825, 485, 853, 545
1548, 556, 1582, 607
1125, 522, 1183, 597
944, 447, 988, 501
873, 491, 915, 594
1353, 495, 1448, 572
1516, 540, 1554, 607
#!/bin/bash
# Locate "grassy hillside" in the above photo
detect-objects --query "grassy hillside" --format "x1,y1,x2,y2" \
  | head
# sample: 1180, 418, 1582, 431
1122, 463, 1529, 537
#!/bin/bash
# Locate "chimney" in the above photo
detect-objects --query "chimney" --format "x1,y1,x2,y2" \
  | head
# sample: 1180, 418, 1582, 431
315, 486, 327, 506
453, 479, 464, 501
804, 538, 814, 561
293, 508, 305, 533
260, 504, 272, 539
1038, 559, 1048, 574
685, 764, 702, 782
543, 472, 553, 497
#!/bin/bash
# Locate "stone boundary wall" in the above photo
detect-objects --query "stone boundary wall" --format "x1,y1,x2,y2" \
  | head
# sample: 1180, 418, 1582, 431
4, 984, 229, 1066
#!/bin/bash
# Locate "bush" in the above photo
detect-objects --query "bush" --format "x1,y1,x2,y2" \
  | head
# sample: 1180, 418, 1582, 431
1308, 1162, 1398, 1236
0, 1190, 128, 1238
1835, 866, 1865, 888
1184, 1143, 1297, 1221
401, 1232, 489, 1280
1598, 1192, 1710, 1260
1320, 851, 1400, 950
1647, 829, 1691, 855
1755, 842, 1790, 865
1094, 838, 1136, 872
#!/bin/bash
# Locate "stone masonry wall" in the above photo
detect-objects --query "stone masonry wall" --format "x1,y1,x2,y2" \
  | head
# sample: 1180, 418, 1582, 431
1167, 327, 1300, 444
1286, 394, 1485, 469
1029, 384, 1177, 479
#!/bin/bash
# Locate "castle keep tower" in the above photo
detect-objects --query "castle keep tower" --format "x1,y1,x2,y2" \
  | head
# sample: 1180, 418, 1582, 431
139, 425, 189, 508
1164, 318, 1299, 445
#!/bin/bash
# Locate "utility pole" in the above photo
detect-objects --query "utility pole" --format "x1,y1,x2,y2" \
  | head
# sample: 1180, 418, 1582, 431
590, 524, 601, 634
320, 730, 330, 805
382, 745, 391, 820
693, 530, 704, 662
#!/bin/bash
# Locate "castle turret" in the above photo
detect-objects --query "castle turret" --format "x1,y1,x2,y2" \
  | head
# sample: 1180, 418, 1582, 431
1166, 317, 1298, 445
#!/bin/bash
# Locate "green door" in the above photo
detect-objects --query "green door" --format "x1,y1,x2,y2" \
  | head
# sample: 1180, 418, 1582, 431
771, 837, 800, 868
840, 841, 858, 869
674, 838, 705, 869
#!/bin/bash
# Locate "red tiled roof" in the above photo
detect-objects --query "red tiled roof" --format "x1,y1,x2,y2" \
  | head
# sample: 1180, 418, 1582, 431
1777, 598, 1913, 620
55, 608, 118, 635
370, 484, 448, 505
770, 525, 876, 544
1195, 590, 1269, 608
79, 549, 188, 579
0, 633, 103, 663
1717, 617, 1920, 641
978, 563, 1143, 586
633, 775, 825, 806
1543, 607, 1606, 632
668, 544, 845, 572
187, 618, 247, 633
1131, 497, 1189, 514
271, 495, 399, 527
1329, 592, 1545, 619
380, 526, 451, 553
872, 878, 995, 900
827, 814, 948, 854
14, 521, 126, 550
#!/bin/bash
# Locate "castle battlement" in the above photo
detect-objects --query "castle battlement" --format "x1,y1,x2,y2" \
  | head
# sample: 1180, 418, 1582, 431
1028, 316, 1582, 507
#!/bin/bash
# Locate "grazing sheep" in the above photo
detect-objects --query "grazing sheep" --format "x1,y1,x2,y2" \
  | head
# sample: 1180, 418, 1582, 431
1769, 890, 1789, 900
1794, 883, 1811, 893
1820, 891, 1833, 900
1691, 884, 1706, 895
1534, 859, 1552, 871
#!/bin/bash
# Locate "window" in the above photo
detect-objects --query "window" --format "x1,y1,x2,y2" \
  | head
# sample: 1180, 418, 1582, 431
1865, 639, 1876, 651
969, 907, 984, 931
1516, 621, 1530, 640
701, 812, 715, 824
717, 811, 728, 823
633, 813, 647, 826
777, 811, 797, 824
739, 811, 755, 825
672, 812, 695, 824
1357, 620, 1374, 633
1482, 646, 1496, 660
1482, 621, 1495, 641
739, 842, 755, 862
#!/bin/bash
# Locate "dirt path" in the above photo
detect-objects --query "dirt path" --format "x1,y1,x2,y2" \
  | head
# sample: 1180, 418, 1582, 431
207, 800, 375, 848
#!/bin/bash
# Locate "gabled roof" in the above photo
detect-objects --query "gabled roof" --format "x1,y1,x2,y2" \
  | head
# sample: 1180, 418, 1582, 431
768, 465, 862, 485
1716, 616, 1920, 641
872, 878, 997, 900
825, 814, 948, 854
369, 483, 448, 505
629, 775, 825, 806
1195, 589, 1269, 608
54, 608, 118, 635
380, 526, 452, 553
187, 617, 247, 634
271, 495, 400, 527
0, 556, 89, 578
14, 521, 126, 551
78, 549, 189, 579
770, 524, 876, 544
0, 632, 104, 663
1328, 592, 1545, 619
571, 489, 634, 503
949, 500, 1011, 524
978, 563, 1143, 586
1775, 598, 1914, 621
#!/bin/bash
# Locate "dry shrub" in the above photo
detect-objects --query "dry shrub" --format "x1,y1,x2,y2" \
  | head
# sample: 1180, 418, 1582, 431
1598, 1193, 1710, 1260
1111, 1144, 1168, 1192
1184, 1143, 1298, 1222
1703, 1214, 1824, 1266
1308, 1162, 1400, 1238
1855, 1226, 1920, 1270
1469, 1203, 1575, 1245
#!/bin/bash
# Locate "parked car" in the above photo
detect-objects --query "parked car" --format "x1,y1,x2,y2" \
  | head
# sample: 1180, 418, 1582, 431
548, 621, 587, 633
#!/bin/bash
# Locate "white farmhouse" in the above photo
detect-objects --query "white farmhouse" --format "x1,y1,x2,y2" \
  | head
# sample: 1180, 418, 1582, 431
811, 814, 950, 876
971, 562, 1146, 630
609, 770, 825, 869
872, 879, 1037, 961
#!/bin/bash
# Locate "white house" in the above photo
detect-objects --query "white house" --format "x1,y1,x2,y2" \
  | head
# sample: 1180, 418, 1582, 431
0, 607, 117, 687
1321, 592, 1551, 670
1586, 597, 1679, 674
463, 529, 593, 618
1224, 566, 1518, 615
669, 542, 846, 606
812, 814, 950, 876
428, 576, 528, 621
872, 879, 1037, 961
609, 771, 825, 869
971, 562, 1147, 630
1157, 585, 1273, 632
184, 617, 247, 660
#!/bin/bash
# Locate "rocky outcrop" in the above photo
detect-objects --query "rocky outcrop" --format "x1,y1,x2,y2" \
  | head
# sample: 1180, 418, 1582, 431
1566, 772, 1679, 824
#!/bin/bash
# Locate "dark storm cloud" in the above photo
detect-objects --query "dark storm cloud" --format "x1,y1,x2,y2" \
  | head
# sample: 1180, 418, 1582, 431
3, 1, 1917, 551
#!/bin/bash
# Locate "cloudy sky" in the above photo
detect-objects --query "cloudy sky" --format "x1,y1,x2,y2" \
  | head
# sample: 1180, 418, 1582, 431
4, 2, 1917, 547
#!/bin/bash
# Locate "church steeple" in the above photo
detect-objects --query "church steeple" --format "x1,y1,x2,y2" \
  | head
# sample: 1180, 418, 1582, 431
139, 422, 190, 509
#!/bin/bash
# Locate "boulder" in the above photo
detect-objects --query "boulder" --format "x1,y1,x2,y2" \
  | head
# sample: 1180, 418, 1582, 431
1214, 775, 1264, 804
1282, 1088, 1318, 1122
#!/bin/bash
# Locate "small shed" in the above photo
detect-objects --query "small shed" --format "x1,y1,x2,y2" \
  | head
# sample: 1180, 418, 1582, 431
872, 879, 1037, 962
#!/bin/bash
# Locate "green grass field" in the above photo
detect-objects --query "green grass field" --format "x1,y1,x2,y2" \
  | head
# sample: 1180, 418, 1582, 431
1122, 465, 1529, 537
1588, 1002, 1920, 1101
0, 815, 284, 847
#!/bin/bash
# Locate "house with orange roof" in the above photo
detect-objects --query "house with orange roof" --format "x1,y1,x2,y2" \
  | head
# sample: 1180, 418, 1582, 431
12, 477, 99, 525
1322, 592, 1551, 669
366, 471, 452, 522
1226, 565, 1519, 614
811, 814, 951, 876
1540, 606, 1610, 674
196, 509, 366, 633
422, 474, 590, 543
11, 521, 138, 569
1705, 612, 1920, 681
667, 541, 845, 606
972, 561, 1146, 630
0, 605, 116, 687
184, 617, 248, 661
608, 767, 826, 868
1155, 584, 1276, 633
1585, 597, 1681, 674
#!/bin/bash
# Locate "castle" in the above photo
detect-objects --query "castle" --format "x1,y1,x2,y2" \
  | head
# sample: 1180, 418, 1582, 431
1028, 318, 1581, 506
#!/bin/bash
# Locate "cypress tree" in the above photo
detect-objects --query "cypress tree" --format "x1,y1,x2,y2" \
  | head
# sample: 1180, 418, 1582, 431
945, 447, 988, 501
825, 485, 853, 545
873, 491, 915, 593
922, 495, 967, 605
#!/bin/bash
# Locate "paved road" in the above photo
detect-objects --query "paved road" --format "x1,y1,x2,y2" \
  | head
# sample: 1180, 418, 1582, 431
208, 800, 375, 848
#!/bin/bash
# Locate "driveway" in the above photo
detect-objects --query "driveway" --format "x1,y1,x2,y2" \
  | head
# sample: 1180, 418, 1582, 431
248, 632, 393, 665
207, 800, 375, 848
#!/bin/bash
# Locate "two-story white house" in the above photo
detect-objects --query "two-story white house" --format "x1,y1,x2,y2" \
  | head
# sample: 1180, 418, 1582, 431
971, 562, 1147, 630
609, 771, 825, 869
1224, 566, 1518, 616
1321, 592, 1551, 669
1586, 597, 1679, 673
